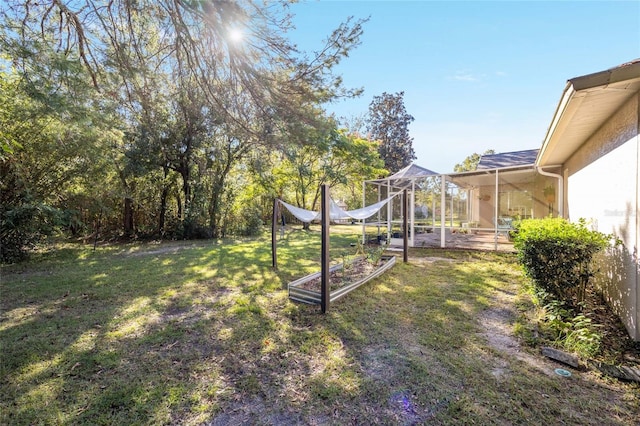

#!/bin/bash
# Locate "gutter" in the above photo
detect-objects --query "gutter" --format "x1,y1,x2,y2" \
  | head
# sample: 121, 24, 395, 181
537, 82, 578, 166
537, 165, 564, 217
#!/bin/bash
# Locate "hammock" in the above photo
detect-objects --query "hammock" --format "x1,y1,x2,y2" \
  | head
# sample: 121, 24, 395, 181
279, 195, 398, 223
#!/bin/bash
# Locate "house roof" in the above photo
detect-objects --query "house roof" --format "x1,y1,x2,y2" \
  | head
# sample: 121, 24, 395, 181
537, 59, 640, 166
477, 149, 539, 169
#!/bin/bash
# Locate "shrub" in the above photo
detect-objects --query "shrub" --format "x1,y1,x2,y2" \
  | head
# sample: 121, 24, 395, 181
541, 299, 602, 358
1, 202, 61, 263
240, 205, 264, 237
513, 217, 611, 307
221, 204, 264, 237
178, 215, 212, 240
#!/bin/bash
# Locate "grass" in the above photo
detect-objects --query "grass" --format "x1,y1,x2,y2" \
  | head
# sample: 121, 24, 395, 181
1, 225, 638, 425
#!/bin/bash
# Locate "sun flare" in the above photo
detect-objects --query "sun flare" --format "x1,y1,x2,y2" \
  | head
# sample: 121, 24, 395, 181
228, 28, 244, 43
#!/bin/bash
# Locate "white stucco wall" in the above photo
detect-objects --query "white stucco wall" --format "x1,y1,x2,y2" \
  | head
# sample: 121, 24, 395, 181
565, 93, 640, 341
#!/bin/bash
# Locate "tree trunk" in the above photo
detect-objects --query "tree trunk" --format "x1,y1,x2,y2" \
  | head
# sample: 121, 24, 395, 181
180, 165, 191, 216
158, 165, 170, 236
209, 174, 226, 238
208, 139, 246, 238
116, 164, 135, 237
158, 187, 168, 236
123, 197, 134, 236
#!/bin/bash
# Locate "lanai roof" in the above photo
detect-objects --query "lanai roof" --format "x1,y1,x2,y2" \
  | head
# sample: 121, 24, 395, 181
365, 163, 439, 188
444, 149, 540, 188
477, 149, 539, 169
389, 163, 439, 179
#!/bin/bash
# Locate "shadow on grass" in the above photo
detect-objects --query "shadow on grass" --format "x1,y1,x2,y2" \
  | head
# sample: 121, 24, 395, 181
1, 239, 638, 425
0, 230, 359, 424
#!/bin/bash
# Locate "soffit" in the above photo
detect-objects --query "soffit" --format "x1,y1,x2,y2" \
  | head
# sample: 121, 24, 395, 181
537, 61, 640, 166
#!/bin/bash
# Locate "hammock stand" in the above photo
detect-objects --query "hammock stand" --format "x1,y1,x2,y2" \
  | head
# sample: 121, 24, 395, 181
272, 185, 409, 313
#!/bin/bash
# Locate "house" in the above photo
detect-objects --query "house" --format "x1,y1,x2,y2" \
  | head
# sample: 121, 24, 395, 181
448, 148, 557, 230
537, 59, 640, 341
360, 60, 639, 340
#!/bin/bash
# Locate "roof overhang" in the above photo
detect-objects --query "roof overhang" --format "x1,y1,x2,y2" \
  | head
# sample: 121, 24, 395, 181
537, 60, 640, 167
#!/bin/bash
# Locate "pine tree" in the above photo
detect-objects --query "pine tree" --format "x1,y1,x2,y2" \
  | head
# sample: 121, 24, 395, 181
366, 91, 416, 173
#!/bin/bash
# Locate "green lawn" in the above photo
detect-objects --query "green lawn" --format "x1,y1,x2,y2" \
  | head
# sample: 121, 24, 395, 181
1, 226, 638, 425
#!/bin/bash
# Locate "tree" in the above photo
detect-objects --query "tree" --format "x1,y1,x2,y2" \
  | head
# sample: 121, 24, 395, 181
2, 0, 368, 243
284, 128, 385, 213
366, 91, 415, 173
453, 149, 495, 172
251, 115, 386, 228
0, 66, 118, 260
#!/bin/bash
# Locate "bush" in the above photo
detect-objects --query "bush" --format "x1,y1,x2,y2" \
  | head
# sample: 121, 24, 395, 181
1, 202, 61, 263
513, 218, 611, 307
227, 204, 263, 237
178, 216, 212, 240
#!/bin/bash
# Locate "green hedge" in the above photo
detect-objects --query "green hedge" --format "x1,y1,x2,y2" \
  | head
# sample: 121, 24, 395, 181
512, 218, 611, 307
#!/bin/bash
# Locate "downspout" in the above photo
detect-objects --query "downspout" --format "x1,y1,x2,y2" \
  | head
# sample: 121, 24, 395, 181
536, 165, 564, 217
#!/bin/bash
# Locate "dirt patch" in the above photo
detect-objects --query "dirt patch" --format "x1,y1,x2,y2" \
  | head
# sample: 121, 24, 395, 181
207, 396, 305, 426
581, 289, 640, 366
361, 345, 396, 381
126, 246, 186, 257
479, 285, 556, 378
123, 241, 214, 257
410, 256, 457, 265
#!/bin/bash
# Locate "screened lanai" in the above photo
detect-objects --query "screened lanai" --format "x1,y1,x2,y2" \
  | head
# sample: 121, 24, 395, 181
362, 151, 562, 251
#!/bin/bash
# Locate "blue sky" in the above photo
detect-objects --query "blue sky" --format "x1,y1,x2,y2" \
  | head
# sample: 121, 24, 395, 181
288, 1, 640, 173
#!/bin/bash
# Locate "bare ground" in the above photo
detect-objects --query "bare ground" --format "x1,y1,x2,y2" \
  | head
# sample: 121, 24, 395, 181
478, 281, 557, 379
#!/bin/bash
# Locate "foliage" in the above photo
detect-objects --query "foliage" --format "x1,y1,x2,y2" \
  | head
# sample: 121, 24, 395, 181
453, 149, 495, 172
227, 204, 264, 238
0, 67, 115, 260
278, 126, 386, 210
355, 238, 390, 266
365, 91, 416, 173
0, 197, 61, 263
0, 0, 373, 254
541, 299, 602, 358
250, 120, 386, 224
513, 217, 612, 307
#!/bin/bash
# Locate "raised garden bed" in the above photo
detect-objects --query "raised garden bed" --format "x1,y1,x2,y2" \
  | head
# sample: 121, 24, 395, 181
288, 255, 396, 305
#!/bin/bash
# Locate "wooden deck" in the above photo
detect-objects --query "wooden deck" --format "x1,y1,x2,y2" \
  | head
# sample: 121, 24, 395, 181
391, 229, 515, 252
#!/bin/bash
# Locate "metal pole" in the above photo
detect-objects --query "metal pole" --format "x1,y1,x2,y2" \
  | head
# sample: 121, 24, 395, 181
377, 183, 381, 236
403, 189, 408, 263
321, 185, 330, 314
387, 181, 391, 239
441, 175, 446, 248
410, 180, 415, 247
272, 198, 278, 270
362, 181, 366, 244
494, 170, 499, 251
450, 186, 454, 227
432, 194, 436, 227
